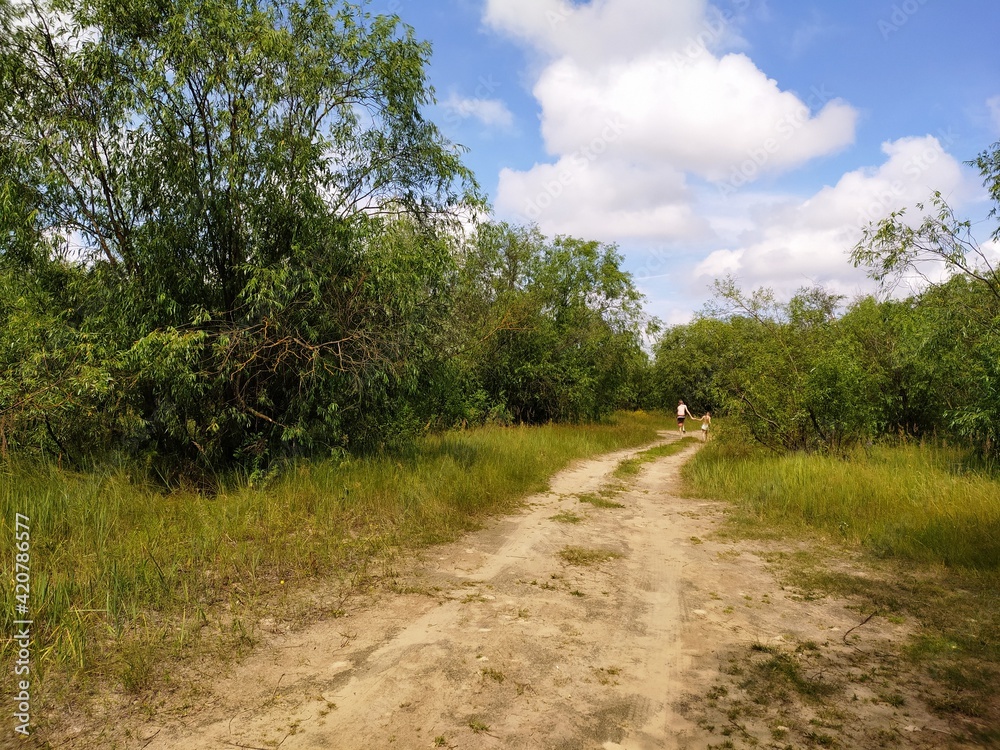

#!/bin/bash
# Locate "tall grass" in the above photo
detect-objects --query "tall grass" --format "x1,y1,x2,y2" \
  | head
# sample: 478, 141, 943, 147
0, 411, 668, 700
685, 435, 1000, 739
683, 438, 1000, 570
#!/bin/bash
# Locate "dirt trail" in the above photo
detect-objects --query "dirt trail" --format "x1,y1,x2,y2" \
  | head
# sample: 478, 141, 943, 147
129, 433, 958, 750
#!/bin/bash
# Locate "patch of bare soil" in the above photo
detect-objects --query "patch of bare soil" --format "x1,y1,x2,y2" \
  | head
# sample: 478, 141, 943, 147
52, 433, 980, 749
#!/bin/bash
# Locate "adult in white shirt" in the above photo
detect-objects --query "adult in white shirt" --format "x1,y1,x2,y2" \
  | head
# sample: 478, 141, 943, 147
676, 400, 693, 434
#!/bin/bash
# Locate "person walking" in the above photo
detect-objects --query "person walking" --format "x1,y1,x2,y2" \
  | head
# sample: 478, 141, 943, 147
700, 411, 712, 441
676, 400, 693, 434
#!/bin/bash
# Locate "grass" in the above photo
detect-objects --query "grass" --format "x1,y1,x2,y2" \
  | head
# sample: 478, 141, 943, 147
467, 718, 491, 734
683, 435, 1000, 743
558, 546, 622, 566
742, 650, 839, 702
481, 667, 505, 683
687, 636, 908, 748
612, 436, 699, 478
551, 511, 583, 524
683, 438, 1000, 569
593, 666, 622, 685
577, 491, 625, 509
571, 437, 698, 512
0, 410, 671, 726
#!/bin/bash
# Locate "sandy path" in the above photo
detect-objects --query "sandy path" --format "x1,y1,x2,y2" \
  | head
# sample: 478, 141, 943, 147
131, 432, 958, 750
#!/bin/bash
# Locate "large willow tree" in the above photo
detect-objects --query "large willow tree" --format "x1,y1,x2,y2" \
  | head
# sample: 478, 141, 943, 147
0, 0, 477, 477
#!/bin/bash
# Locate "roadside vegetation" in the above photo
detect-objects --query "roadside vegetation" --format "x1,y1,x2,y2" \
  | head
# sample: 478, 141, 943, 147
684, 435, 1000, 744
686, 439, 1000, 569
653, 141, 1000, 462
0, 0, 654, 487
665, 138, 1000, 743
0, 411, 670, 722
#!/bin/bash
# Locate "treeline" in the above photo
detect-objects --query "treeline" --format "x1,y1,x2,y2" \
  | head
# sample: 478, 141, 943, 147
0, 0, 650, 480
0, 215, 651, 479
653, 142, 1000, 457
3, 0, 998, 479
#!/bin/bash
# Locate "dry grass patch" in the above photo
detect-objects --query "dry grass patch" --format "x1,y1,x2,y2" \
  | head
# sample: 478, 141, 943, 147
558, 546, 622, 566
551, 511, 583, 524
578, 492, 625, 509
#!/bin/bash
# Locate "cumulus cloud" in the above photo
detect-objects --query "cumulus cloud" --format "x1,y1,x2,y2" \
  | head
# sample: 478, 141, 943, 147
483, 0, 725, 64
693, 135, 971, 295
498, 156, 708, 242
532, 53, 856, 181
486, 0, 858, 240
482, 0, 986, 319
442, 94, 515, 130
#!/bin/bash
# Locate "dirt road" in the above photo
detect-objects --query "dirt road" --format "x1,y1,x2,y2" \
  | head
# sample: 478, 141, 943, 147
130, 433, 958, 749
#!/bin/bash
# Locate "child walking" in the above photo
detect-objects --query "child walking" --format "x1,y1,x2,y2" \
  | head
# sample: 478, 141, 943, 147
700, 412, 712, 441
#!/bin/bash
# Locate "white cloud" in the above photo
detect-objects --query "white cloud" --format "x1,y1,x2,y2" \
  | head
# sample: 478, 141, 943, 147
484, 0, 986, 318
693, 136, 971, 295
532, 53, 856, 180
486, 0, 859, 241
483, 0, 715, 65
983, 238, 1000, 267
442, 94, 515, 130
497, 155, 709, 242
696, 248, 745, 279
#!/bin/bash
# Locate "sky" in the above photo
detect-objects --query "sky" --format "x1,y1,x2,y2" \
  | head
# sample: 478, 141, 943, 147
370, 0, 1000, 324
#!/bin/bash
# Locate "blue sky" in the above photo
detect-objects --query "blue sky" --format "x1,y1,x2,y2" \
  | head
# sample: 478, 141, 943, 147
373, 0, 1000, 322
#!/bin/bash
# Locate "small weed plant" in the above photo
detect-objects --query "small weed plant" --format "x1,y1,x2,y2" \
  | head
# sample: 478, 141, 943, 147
559, 547, 622, 566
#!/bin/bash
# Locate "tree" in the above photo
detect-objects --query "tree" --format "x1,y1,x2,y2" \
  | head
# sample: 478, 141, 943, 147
0, 0, 478, 475
852, 142, 1000, 455
662, 278, 882, 453
447, 224, 653, 425
650, 317, 732, 415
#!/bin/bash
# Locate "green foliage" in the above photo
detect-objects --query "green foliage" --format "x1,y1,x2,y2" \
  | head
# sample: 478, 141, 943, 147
0, 411, 668, 691
650, 317, 731, 414
685, 437, 1000, 569
850, 141, 1000, 455
445, 223, 653, 425
654, 280, 882, 452
655, 275, 999, 455
655, 142, 1000, 457
0, 0, 655, 475
0, 0, 481, 474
